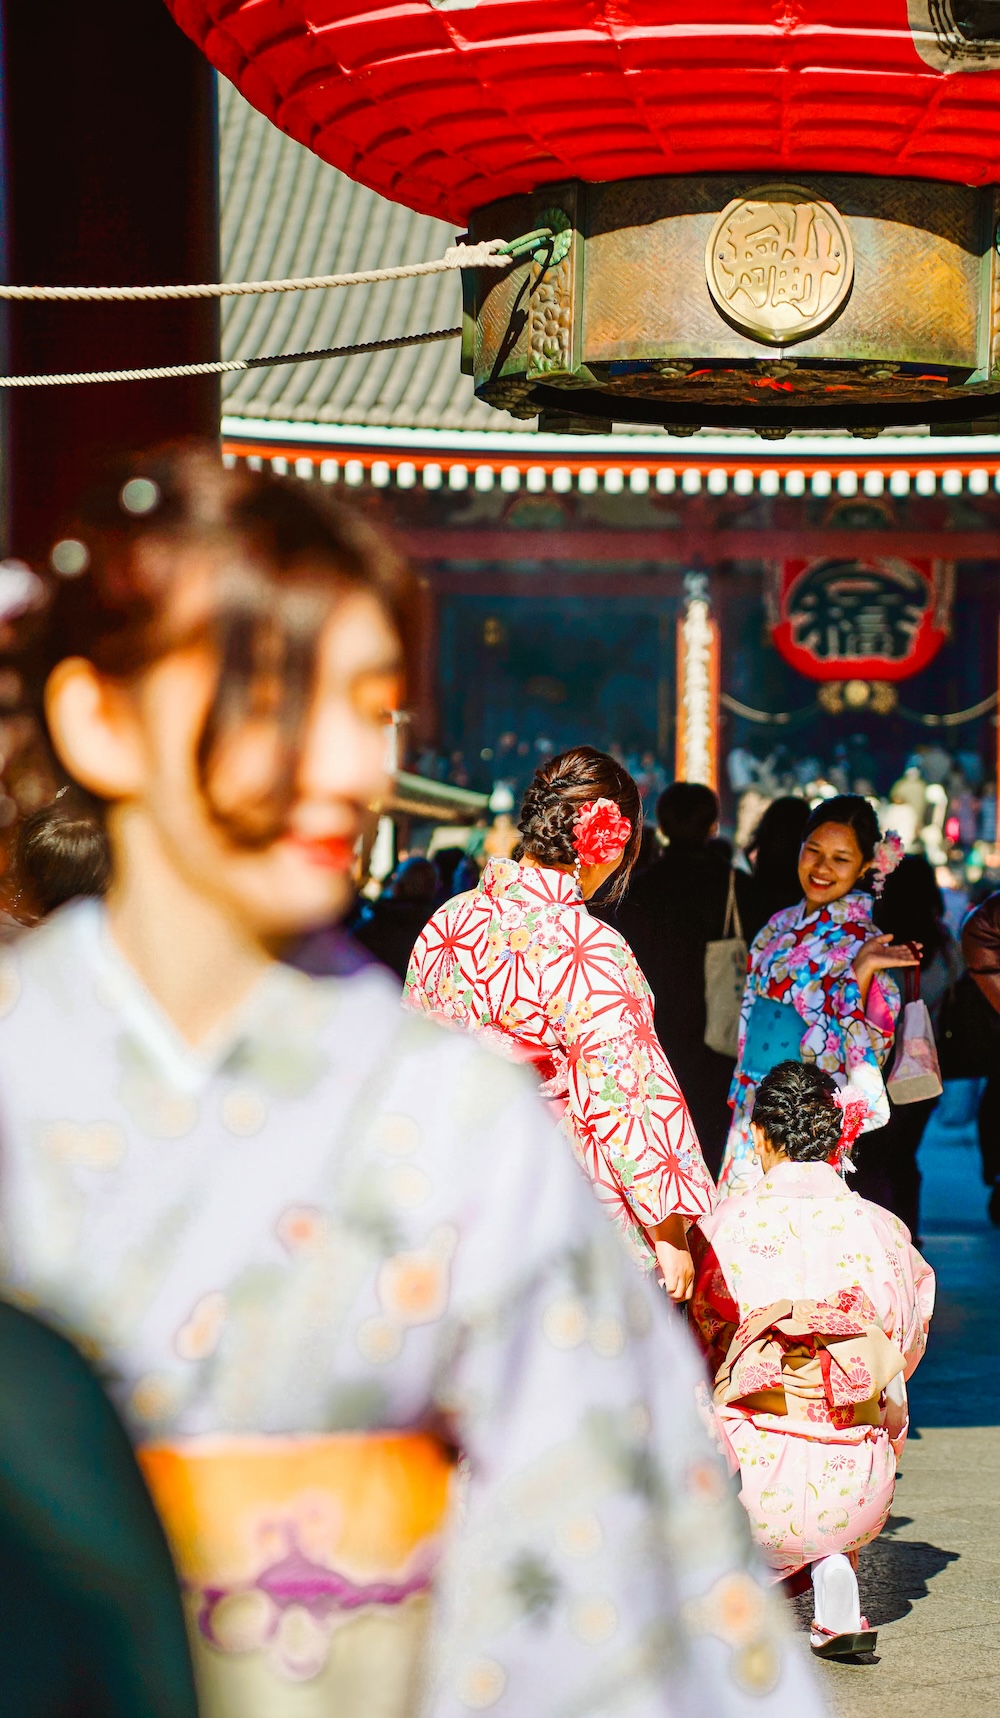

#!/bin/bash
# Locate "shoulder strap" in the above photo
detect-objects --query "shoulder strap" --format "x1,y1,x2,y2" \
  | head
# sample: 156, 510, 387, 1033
723, 869, 744, 942
906, 944, 921, 1004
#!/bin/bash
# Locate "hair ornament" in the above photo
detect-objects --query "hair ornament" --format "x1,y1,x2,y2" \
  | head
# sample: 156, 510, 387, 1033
870, 829, 904, 897
831, 1083, 869, 1169
572, 798, 632, 869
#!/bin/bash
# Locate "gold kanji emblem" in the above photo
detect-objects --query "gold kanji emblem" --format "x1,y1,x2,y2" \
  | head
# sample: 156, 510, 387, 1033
706, 185, 854, 346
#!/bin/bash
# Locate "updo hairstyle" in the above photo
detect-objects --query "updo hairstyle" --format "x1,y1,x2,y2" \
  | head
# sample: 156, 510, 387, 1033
514, 746, 642, 902
751, 1061, 842, 1163
801, 794, 880, 879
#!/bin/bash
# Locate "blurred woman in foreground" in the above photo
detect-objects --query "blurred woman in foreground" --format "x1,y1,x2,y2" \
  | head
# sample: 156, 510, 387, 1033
405, 747, 716, 1300
0, 449, 823, 1718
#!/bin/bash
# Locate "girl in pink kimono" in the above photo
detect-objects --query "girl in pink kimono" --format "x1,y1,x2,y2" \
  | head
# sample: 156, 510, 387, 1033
406, 747, 715, 1299
692, 1059, 934, 1660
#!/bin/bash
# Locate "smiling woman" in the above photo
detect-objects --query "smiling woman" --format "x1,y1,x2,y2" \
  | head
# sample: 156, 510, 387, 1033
718, 795, 918, 1195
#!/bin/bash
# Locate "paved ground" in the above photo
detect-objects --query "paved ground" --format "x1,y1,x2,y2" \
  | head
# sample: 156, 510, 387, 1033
791, 1083, 1000, 1717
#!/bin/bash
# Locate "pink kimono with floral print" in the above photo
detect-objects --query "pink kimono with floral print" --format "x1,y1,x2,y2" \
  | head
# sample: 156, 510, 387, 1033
404, 857, 715, 1268
691, 1160, 934, 1579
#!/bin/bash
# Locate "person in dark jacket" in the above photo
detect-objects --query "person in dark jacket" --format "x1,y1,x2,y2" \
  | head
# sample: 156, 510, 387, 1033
352, 855, 441, 981
734, 796, 809, 945
614, 782, 733, 1178
962, 890, 1000, 1223
852, 856, 957, 1240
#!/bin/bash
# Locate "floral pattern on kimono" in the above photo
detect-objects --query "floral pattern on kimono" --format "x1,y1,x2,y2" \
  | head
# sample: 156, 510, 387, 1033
404, 858, 715, 1269
691, 1159, 934, 1579
719, 891, 901, 1194
0, 901, 827, 1718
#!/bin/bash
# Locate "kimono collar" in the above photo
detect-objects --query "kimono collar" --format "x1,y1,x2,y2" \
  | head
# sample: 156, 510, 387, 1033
792, 889, 873, 931
759, 1158, 851, 1197
71, 898, 335, 1095
480, 856, 582, 909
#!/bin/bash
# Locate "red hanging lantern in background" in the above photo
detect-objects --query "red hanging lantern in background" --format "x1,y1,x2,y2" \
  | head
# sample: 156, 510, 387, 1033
168, 2, 1000, 224
768, 557, 953, 682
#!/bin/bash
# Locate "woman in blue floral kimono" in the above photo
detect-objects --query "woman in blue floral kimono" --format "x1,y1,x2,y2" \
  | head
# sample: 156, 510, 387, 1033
719, 797, 916, 1194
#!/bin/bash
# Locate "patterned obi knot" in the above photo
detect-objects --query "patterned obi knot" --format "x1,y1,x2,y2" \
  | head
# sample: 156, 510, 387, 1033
714, 1290, 906, 1430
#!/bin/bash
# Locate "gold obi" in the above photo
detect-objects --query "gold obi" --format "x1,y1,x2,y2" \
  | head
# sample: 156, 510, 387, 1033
139, 1432, 453, 1718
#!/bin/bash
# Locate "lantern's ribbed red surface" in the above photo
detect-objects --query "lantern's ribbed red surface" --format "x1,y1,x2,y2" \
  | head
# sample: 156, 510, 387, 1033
166, 1, 1000, 223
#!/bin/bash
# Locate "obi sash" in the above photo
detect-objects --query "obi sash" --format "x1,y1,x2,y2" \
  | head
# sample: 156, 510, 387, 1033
741, 996, 805, 1085
713, 1294, 905, 1430
140, 1432, 452, 1718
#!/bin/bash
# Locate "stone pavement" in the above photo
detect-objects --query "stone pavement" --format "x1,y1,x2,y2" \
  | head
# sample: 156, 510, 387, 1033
791, 1083, 1000, 1718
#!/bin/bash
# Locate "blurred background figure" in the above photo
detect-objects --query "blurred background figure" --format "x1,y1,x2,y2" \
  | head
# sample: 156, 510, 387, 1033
853, 856, 960, 1240
961, 889, 1000, 1223
734, 795, 809, 945
0, 1298, 198, 1718
614, 781, 733, 1179
12, 789, 110, 924
430, 844, 479, 903
352, 854, 440, 980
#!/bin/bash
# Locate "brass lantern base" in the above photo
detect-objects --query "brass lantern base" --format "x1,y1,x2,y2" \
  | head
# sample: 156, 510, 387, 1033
463, 174, 1000, 435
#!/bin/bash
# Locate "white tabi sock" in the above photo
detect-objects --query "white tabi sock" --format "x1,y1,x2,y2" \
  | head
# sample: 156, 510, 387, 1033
811, 1553, 862, 1636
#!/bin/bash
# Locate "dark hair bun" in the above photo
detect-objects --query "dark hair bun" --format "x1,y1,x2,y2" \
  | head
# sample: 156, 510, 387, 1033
513, 745, 643, 903
516, 777, 578, 868
751, 1060, 842, 1162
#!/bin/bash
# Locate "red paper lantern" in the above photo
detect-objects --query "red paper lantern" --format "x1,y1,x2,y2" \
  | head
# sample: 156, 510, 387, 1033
770, 557, 952, 683
166, 2, 1000, 224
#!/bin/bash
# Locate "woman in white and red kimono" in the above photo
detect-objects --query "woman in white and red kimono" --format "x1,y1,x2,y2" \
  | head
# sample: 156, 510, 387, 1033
405, 747, 715, 1299
691, 1059, 934, 1660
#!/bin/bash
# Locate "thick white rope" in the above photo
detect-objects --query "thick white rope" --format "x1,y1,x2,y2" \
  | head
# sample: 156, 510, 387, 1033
0, 325, 462, 389
0, 240, 510, 302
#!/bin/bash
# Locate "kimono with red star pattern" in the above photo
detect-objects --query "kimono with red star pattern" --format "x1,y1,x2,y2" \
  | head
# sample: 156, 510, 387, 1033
404, 858, 716, 1268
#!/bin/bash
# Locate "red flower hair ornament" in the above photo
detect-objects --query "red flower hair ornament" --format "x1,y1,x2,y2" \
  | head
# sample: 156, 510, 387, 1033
830, 1083, 869, 1172
572, 799, 633, 867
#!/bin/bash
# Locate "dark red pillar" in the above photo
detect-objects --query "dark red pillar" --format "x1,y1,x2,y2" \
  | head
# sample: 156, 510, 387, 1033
1, 0, 219, 561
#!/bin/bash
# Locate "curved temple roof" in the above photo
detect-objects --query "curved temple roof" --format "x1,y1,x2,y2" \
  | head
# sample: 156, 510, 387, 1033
220, 78, 522, 434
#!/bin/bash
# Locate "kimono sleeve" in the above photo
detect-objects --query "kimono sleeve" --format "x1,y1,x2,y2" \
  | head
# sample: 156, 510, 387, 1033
555, 922, 715, 1227
427, 1097, 826, 1718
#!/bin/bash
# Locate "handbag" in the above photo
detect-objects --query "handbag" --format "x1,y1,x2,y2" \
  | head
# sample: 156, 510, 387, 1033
938, 971, 1000, 1080
886, 954, 943, 1105
704, 871, 748, 1058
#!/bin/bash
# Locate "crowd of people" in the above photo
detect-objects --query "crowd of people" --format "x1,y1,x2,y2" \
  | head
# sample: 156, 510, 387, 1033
3, 447, 1000, 1714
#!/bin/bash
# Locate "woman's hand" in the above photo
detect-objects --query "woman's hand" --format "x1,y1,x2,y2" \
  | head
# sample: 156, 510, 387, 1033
854, 934, 921, 1007
647, 1212, 694, 1303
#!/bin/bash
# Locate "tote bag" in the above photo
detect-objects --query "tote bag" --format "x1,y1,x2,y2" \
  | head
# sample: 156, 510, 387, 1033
704, 871, 748, 1058
886, 955, 943, 1106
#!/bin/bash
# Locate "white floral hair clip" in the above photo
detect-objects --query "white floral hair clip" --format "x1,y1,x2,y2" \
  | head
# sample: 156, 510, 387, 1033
870, 829, 904, 897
